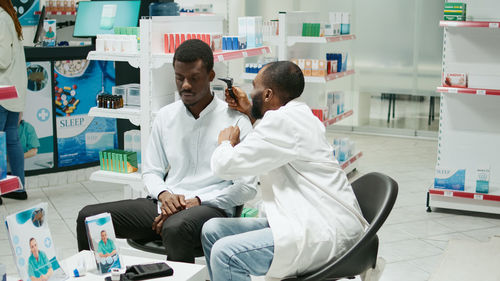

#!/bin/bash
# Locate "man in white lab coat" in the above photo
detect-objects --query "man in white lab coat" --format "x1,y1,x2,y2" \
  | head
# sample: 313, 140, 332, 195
201, 61, 368, 281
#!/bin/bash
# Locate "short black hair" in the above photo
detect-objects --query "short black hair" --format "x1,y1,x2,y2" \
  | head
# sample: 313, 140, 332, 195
261, 61, 305, 103
173, 39, 214, 73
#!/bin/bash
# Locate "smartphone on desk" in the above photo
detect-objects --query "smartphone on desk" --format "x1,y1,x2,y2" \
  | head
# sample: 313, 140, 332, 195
104, 262, 174, 281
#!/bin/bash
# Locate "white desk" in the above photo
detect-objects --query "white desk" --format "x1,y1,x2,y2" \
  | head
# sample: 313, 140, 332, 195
8, 251, 207, 281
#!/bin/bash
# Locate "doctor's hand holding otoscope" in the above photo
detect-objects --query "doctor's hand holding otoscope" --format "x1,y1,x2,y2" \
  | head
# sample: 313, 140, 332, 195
218, 78, 256, 125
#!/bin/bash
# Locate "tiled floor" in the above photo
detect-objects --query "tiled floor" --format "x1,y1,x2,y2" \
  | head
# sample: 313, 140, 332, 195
2, 133, 500, 280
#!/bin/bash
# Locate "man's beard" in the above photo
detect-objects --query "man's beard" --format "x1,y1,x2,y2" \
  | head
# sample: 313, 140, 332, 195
251, 90, 264, 120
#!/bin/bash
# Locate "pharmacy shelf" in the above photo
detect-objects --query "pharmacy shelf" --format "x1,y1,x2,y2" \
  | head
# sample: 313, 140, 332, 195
440, 20, 500, 28
436, 86, 500, 96
88, 107, 141, 126
307, 69, 355, 83
429, 188, 500, 202
323, 110, 353, 127
153, 46, 271, 68
35, 11, 76, 15
90, 170, 142, 185
214, 47, 271, 62
340, 151, 363, 172
87, 51, 140, 68
0, 85, 17, 100
287, 34, 356, 46
428, 188, 500, 214
241, 69, 355, 84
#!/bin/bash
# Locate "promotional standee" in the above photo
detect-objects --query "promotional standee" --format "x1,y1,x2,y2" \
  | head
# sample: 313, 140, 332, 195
24, 62, 55, 172
53, 60, 118, 167
12, 0, 39, 26
5, 203, 68, 281
84, 213, 122, 274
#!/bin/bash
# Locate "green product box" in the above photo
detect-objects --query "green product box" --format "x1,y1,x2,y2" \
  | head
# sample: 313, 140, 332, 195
444, 9, 466, 15
99, 151, 104, 170
315, 23, 321, 36
125, 151, 138, 173
241, 207, 259, 217
444, 3, 466, 10
102, 151, 109, 170
444, 15, 466, 21
302, 23, 308, 36
111, 152, 116, 172
118, 154, 123, 173
106, 151, 113, 171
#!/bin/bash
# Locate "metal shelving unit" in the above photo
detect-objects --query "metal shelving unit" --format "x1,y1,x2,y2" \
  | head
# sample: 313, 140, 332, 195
427, 0, 500, 214
86, 15, 271, 188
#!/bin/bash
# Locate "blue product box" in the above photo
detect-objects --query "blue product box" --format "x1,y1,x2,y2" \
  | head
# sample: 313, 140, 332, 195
232, 37, 238, 50
434, 168, 466, 191
476, 168, 490, 194
222, 37, 228, 50
0, 132, 6, 180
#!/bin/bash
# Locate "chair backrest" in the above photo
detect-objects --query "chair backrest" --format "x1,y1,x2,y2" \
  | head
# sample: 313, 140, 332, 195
283, 172, 398, 281
352, 172, 398, 232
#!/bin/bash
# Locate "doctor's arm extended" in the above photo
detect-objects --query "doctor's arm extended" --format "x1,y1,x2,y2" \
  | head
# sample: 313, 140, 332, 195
211, 111, 299, 180
198, 116, 258, 210
142, 117, 186, 217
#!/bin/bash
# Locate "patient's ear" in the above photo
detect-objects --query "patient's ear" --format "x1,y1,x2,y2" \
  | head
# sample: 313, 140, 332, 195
264, 88, 273, 102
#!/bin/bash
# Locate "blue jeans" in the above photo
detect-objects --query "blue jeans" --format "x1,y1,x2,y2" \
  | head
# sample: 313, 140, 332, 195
201, 218, 274, 281
0, 106, 25, 188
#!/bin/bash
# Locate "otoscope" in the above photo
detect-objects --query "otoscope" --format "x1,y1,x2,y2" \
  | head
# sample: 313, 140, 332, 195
218, 77, 237, 100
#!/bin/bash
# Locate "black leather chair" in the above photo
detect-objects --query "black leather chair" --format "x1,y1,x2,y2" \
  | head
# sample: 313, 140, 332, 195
127, 205, 244, 256
283, 172, 398, 281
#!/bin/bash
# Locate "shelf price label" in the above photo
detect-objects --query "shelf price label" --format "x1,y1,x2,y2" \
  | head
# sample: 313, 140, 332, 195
242, 51, 248, 57
444, 191, 453, 197
476, 90, 486, 95
261, 48, 267, 54
217, 55, 224, 62
489, 23, 499, 28
448, 88, 458, 94
474, 194, 484, 200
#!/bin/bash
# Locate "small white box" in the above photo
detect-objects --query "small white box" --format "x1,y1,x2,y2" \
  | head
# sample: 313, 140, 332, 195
443, 73, 467, 88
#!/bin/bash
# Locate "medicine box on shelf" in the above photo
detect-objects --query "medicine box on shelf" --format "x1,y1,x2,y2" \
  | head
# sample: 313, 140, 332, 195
99, 149, 138, 173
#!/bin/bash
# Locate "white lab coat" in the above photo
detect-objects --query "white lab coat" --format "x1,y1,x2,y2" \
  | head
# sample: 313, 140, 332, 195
211, 100, 366, 280
0, 8, 27, 112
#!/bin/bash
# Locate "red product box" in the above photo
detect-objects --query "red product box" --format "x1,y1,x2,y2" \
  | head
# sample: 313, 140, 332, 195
443, 73, 467, 88
187, 33, 192, 40
311, 108, 328, 122
195, 33, 202, 40
180, 34, 186, 45
168, 34, 175, 53
175, 34, 181, 51
163, 34, 170, 53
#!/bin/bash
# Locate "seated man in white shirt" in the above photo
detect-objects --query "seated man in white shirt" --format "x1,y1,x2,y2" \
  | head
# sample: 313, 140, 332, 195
76, 39, 257, 263
201, 61, 367, 280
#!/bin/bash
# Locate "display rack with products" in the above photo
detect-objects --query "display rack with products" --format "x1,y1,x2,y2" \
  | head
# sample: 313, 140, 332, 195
427, 0, 500, 214
244, 11, 361, 173
87, 15, 271, 194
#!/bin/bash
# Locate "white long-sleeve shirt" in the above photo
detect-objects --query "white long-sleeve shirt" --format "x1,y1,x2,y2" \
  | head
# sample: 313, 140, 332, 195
142, 97, 257, 216
211, 100, 366, 279
0, 8, 27, 112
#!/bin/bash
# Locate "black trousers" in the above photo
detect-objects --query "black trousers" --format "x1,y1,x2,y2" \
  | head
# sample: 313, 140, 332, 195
76, 198, 227, 263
